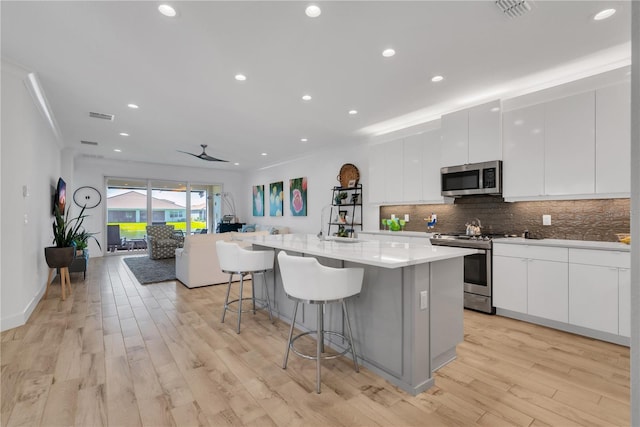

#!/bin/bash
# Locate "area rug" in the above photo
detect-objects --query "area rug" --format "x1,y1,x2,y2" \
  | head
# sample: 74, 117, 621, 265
123, 256, 175, 284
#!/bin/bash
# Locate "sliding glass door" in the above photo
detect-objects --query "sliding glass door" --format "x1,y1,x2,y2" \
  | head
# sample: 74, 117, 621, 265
106, 179, 148, 248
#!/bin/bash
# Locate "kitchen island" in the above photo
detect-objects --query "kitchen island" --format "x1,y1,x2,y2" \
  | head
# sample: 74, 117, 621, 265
242, 233, 476, 395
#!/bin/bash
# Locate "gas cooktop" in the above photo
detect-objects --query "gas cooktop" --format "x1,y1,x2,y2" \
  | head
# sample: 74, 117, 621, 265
430, 233, 504, 249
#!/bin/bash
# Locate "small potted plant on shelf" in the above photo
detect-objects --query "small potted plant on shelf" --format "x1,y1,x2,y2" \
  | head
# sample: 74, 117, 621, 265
335, 191, 348, 205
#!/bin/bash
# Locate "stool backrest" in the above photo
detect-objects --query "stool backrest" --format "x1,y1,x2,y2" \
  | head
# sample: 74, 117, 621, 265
277, 251, 364, 301
216, 240, 275, 273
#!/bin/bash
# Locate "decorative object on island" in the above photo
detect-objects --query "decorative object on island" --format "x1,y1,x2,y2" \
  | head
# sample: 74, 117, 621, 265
328, 184, 363, 238
337, 163, 359, 188
269, 181, 283, 216
252, 185, 264, 216
289, 177, 307, 216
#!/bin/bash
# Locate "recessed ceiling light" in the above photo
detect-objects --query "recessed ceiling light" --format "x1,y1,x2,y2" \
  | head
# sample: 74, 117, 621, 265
382, 48, 396, 58
348, 110, 358, 115
234, 162, 240, 166
235, 74, 247, 81
594, 8, 616, 21
300, 138, 308, 143
261, 152, 268, 156
302, 94, 312, 101
114, 149, 122, 152
305, 5, 321, 18
431, 75, 444, 82
119, 132, 129, 136
490, 107, 500, 112
127, 103, 139, 109
158, 4, 177, 17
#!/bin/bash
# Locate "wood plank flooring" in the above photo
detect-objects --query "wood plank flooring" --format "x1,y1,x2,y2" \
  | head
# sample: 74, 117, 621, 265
1, 254, 630, 426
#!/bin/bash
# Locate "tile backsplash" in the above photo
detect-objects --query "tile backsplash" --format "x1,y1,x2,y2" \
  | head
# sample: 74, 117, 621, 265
380, 196, 630, 242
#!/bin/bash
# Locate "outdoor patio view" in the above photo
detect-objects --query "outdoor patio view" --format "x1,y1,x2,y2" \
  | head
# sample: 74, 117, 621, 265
106, 179, 221, 248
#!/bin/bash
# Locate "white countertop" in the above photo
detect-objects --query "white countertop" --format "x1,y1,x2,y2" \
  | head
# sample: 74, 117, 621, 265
242, 233, 476, 268
494, 237, 630, 252
358, 230, 434, 238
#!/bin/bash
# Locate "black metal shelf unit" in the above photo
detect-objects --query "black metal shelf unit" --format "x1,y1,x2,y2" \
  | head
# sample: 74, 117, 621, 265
328, 184, 363, 238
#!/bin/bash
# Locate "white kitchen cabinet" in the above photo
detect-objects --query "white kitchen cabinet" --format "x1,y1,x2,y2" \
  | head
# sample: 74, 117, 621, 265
493, 255, 527, 313
440, 100, 501, 167
596, 81, 631, 194
569, 264, 618, 334
568, 248, 630, 336
502, 104, 545, 198
421, 128, 443, 201
402, 134, 424, 202
369, 139, 403, 203
544, 91, 595, 195
493, 243, 568, 322
369, 143, 386, 203
440, 109, 468, 167
527, 259, 568, 323
619, 268, 630, 337
468, 100, 502, 163
385, 140, 404, 203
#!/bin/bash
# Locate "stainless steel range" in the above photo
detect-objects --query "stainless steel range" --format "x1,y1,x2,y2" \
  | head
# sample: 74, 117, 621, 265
430, 234, 497, 314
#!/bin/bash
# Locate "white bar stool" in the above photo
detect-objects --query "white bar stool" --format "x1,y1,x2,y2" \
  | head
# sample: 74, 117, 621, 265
278, 251, 364, 393
216, 240, 275, 333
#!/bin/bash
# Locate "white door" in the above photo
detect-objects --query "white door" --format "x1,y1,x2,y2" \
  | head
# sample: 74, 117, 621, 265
468, 100, 502, 163
402, 134, 423, 202
527, 259, 568, 322
440, 109, 468, 167
619, 268, 630, 337
569, 264, 618, 334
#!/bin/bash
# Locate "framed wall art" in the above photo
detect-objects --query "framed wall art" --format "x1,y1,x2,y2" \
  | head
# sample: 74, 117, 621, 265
269, 181, 283, 216
252, 185, 264, 216
289, 177, 307, 216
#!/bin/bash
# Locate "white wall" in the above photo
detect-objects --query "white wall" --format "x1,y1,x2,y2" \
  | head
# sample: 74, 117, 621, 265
73, 157, 248, 256
1, 60, 63, 331
242, 145, 374, 235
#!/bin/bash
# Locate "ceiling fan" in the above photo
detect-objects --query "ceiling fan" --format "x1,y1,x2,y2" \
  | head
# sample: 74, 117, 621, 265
177, 144, 227, 162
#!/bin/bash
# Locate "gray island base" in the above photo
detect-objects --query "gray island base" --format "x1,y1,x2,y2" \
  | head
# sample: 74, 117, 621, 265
243, 234, 476, 395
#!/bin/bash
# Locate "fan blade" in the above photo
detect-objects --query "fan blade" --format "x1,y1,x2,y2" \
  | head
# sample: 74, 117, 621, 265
198, 153, 228, 162
177, 150, 200, 158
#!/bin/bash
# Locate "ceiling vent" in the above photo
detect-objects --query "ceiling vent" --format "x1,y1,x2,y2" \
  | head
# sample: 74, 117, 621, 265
89, 111, 115, 121
495, 0, 532, 18
80, 140, 98, 146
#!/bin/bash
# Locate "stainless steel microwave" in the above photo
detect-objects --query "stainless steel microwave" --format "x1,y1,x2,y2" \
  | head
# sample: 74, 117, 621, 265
441, 160, 502, 197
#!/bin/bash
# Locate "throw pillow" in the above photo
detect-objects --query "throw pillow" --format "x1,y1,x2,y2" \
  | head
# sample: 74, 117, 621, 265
241, 224, 256, 232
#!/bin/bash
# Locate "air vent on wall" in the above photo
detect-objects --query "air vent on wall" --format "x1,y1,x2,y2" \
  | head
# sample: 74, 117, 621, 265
495, 0, 532, 18
89, 111, 115, 121
80, 140, 98, 146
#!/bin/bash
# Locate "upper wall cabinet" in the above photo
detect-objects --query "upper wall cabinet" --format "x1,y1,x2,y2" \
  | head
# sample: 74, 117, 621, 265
502, 103, 545, 198
544, 91, 595, 195
421, 128, 442, 201
369, 139, 404, 203
440, 100, 502, 167
596, 81, 631, 194
369, 128, 443, 204
503, 80, 630, 201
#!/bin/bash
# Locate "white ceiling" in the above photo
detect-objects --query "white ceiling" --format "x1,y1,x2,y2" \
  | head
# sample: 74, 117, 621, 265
1, 1, 632, 170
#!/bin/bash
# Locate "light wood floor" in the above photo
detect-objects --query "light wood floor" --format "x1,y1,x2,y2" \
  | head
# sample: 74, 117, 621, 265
1, 255, 630, 426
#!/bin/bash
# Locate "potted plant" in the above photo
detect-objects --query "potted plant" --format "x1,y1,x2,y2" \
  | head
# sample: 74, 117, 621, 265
335, 191, 348, 205
45, 205, 98, 268
73, 229, 102, 255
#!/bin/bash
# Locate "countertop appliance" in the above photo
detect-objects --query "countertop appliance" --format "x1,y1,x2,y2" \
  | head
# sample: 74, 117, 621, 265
441, 160, 502, 197
430, 233, 500, 314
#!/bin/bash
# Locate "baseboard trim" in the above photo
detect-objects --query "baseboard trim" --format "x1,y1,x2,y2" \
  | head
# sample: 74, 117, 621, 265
0, 284, 45, 332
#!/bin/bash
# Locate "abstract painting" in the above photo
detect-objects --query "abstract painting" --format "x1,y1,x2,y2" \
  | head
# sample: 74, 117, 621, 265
269, 181, 283, 216
252, 185, 264, 216
289, 177, 307, 216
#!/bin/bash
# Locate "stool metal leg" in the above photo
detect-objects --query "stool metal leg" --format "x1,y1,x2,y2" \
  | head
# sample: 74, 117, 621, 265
319, 303, 325, 353
251, 273, 257, 314
237, 275, 244, 334
282, 301, 299, 369
342, 300, 359, 373
316, 303, 322, 393
221, 274, 233, 324
261, 272, 274, 322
